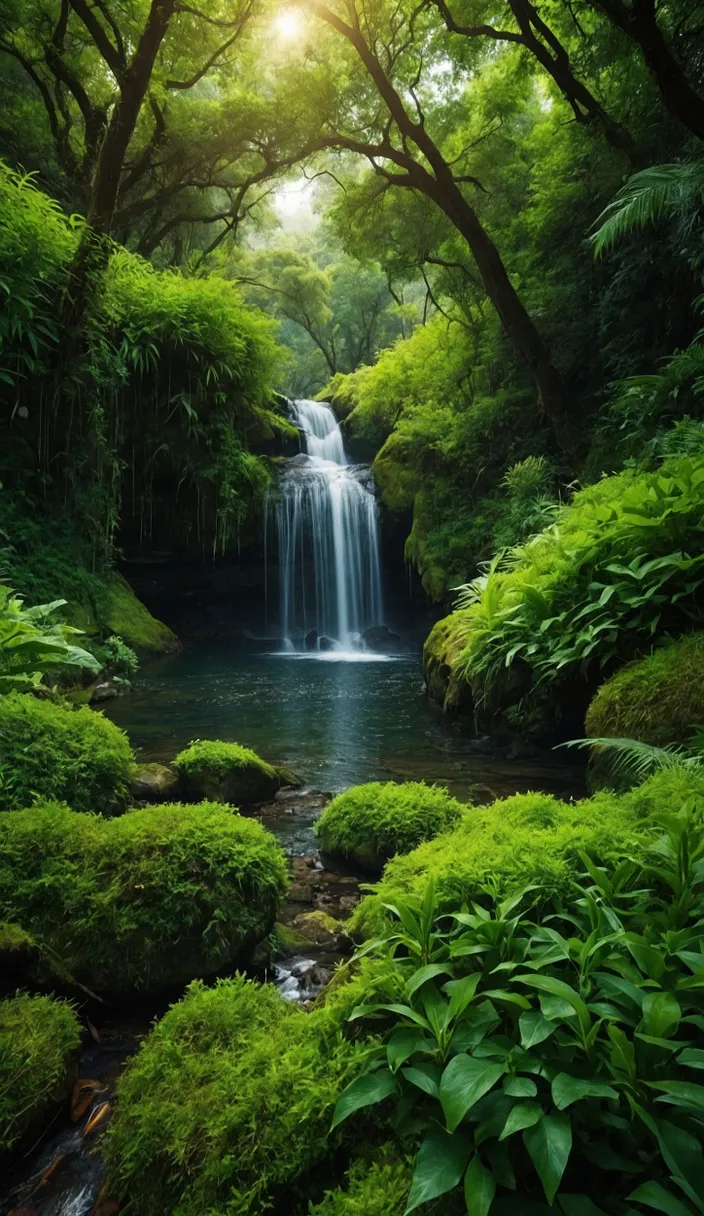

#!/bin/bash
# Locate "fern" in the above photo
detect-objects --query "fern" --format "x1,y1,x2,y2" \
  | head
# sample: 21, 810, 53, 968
561, 736, 702, 781
591, 161, 704, 257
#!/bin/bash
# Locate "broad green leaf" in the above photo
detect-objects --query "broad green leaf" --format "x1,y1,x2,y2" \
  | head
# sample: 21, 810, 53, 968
649, 1080, 704, 1114
642, 991, 681, 1038
405, 1131, 470, 1214
519, 1011, 557, 1049
551, 1074, 619, 1110
387, 1028, 433, 1072
439, 1056, 506, 1133
331, 1070, 396, 1129
513, 975, 590, 1031
524, 1114, 572, 1204
655, 1118, 704, 1205
445, 973, 482, 1019
628, 1182, 695, 1216
499, 1102, 543, 1140
559, 1197, 609, 1216
677, 1048, 704, 1070
464, 1153, 496, 1216
503, 1076, 537, 1098
407, 964, 452, 999
402, 1063, 441, 1098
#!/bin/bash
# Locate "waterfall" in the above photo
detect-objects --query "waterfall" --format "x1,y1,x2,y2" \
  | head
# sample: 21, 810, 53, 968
274, 399, 383, 652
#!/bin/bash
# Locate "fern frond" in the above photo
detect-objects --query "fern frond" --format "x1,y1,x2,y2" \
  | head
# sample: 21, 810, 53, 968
591, 162, 704, 257
559, 736, 699, 781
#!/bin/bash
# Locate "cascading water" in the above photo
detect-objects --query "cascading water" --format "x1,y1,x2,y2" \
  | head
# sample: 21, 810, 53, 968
273, 400, 383, 652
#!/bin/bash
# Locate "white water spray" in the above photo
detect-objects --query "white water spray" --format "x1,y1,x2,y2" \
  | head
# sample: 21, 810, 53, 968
274, 400, 383, 651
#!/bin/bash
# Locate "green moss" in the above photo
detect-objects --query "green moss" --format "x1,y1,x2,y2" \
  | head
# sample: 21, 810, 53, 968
349, 788, 651, 939
174, 738, 290, 805
586, 632, 704, 746
422, 612, 475, 713
315, 781, 466, 873
0, 693, 134, 814
0, 922, 32, 953
618, 768, 704, 819
97, 573, 180, 654
0, 992, 81, 1154
309, 1157, 412, 1215
105, 976, 370, 1215
0, 802, 287, 992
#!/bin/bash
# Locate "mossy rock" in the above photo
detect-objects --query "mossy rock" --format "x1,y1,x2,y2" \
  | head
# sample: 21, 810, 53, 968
0, 992, 81, 1156
315, 781, 466, 874
174, 738, 299, 806
130, 762, 179, 803
0, 693, 134, 814
99, 573, 180, 655
586, 633, 704, 786
309, 1157, 412, 1215
105, 976, 370, 1215
0, 801, 287, 993
347, 774, 692, 939
290, 910, 345, 947
422, 611, 474, 713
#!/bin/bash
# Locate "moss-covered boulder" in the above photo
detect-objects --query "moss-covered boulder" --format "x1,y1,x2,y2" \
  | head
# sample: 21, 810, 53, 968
586, 633, 704, 747
130, 762, 179, 803
422, 611, 473, 713
174, 738, 298, 806
0, 802, 287, 992
98, 573, 180, 655
0, 992, 81, 1156
315, 781, 466, 873
0, 693, 134, 813
105, 976, 369, 1215
347, 774, 692, 939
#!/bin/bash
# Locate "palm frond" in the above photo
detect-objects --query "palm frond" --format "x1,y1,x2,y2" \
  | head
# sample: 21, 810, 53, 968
591, 162, 704, 258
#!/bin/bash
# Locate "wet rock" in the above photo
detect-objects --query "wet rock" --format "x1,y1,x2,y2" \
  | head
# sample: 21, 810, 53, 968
289, 910, 346, 948
363, 624, 402, 652
304, 629, 318, 650
129, 763, 179, 803
467, 782, 500, 806
319, 635, 334, 651
90, 681, 120, 704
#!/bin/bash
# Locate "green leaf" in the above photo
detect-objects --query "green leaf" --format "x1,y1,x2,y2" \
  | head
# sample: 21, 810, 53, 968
402, 1063, 441, 1098
648, 1081, 704, 1114
387, 1028, 432, 1072
445, 973, 482, 1019
499, 1102, 543, 1140
519, 1011, 558, 1049
439, 1056, 506, 1133
513, 975, 590, 1031
642, 992, 681, 1038
464, 1153, 496, 1216
677, 1048, 704, 1070
405, 1131, 470, 1214
503, 1076, 537, 1098
628, 1182, 695, 1216
330, 1070, 397, 1130
406, 964, 452, 999
551, 1074, 619, 1110
523, 1114, 572, 1204
559, 1197, 609, 1216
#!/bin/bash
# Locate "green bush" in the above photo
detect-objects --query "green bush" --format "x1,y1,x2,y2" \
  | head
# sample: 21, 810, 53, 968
0, 584, 100, 693
0, 802, 287, 992
0, 992, 81, 1154
174, 738, 290, 805
309, 1158, 412, 1215
105, 976, 370, 1215
349, 783, 664, 939
0, 692, 134, 813
586, 631, 704, 746
315, 782, 466, 873
332, 802, 704, 1215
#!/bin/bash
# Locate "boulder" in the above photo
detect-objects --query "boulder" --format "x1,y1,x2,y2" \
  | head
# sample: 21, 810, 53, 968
305, 629, 319, 650
362, 625, 402, 652
130, 762, 179, 803
288, 911, 346, 948
174, 739, 300, 806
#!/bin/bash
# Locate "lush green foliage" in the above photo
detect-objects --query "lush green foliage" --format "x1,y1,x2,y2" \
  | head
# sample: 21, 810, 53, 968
0, 802, 287, 991
348, 775, 699, 940
309, 1157, 413, 1215
0, 692, 133, 813
334, 801, 704, 1214
0, 992, 81, 1154
586, 633, 704, 748
94, 634, 140, 678
0, 584, 100, 692
315, 781, 466, 872
174, 738, 288, 804
105, 976, 371, 1214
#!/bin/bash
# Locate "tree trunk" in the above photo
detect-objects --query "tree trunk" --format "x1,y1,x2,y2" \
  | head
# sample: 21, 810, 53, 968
593, 0, 704, 142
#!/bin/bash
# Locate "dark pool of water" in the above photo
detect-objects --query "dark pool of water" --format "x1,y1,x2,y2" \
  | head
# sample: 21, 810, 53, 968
104, 646, 585, 816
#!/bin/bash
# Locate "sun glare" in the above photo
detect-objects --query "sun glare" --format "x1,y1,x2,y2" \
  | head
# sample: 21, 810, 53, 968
275, 9, 302, 39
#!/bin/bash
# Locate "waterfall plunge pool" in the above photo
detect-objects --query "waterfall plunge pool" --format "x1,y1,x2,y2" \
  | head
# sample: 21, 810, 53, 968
104, 646, 586, 852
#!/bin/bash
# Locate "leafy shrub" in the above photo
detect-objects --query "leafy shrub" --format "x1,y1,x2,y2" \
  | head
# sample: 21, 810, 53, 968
0, 584, 100, 693
315, 782, 466, 873
349, 784, 661, 939
174, 738, 288, 805
0, 692, 133, 813
586, 632, 704, 747
0, 992, 81, 1154
0, 802, 287, 991
446, 455, 704, 718
333, 800, 704, 1214
105, 976, 370, 1215
94, 634, 139, 678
